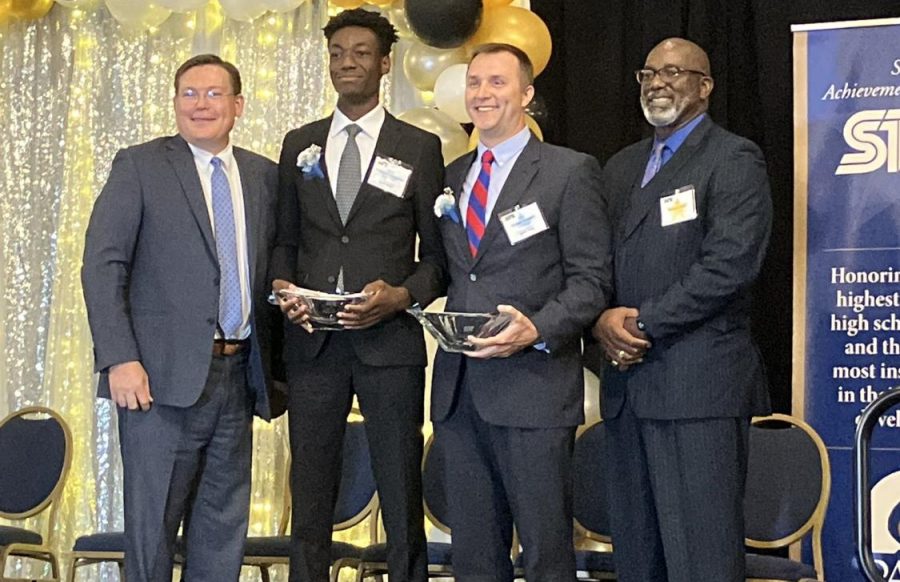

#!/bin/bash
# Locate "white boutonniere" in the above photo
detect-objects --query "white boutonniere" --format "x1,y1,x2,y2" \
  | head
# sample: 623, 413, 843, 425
296, 144, 324, 179
434, 187, 460, 224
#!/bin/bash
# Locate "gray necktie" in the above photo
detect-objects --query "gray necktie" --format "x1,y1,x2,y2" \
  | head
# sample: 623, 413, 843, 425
335, 124, 362, 292
336, 124, 362, 224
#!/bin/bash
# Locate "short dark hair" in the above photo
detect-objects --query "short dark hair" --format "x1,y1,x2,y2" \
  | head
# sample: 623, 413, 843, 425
174, 54, 242, 96
470, 43, 535, 86
323, 8, 398, 57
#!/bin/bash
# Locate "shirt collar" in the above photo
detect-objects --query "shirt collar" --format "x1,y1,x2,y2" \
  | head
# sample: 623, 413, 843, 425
476, 125, 531, 167
188, 141, 235, 170
330, 104, 385, 140
654, 112, 706, 155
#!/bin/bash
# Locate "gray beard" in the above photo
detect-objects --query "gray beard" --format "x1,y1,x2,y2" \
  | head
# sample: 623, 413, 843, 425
641, 99, 681, 127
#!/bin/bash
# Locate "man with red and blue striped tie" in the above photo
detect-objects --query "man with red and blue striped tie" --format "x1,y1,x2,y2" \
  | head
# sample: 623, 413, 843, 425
430, 43, 613, 582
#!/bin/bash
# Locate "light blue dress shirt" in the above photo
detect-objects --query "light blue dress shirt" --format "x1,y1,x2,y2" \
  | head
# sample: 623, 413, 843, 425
460, 126, 532, 227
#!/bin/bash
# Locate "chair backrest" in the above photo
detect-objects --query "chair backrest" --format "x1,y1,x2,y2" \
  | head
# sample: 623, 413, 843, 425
572, 421, 611, 542
744, 413, 831, 578
279, 419, 378, 540
0, 406, 72, 521
333, 420, 378, 531
422, 433, 451, 534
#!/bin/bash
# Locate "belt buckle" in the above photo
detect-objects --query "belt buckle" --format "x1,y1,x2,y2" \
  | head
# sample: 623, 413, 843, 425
213, 340, 246, 357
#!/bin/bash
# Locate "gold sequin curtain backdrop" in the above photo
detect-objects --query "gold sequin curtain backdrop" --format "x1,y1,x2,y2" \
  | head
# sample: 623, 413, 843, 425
0, 2, 415, 580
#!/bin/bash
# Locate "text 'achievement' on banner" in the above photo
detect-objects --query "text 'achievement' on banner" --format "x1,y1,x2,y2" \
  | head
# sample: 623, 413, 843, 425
793, 17, 900, 582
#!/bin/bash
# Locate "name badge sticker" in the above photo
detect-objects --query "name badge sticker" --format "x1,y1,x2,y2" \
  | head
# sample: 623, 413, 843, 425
498, 202, 550, 245
659, 185, 698, 227
367, 155, 413, 198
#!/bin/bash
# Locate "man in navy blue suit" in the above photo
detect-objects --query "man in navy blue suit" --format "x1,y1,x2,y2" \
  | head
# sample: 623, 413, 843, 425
432, 43, 611, 581
586, 38, 773, 582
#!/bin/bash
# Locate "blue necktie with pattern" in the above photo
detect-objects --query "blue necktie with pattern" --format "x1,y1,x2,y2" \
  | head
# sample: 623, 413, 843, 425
210, 156, 242, 338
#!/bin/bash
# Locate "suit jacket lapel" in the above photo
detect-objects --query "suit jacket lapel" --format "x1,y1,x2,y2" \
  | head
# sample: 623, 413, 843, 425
472, 135, 540, 267
303, 118, 342, 228
167, 135, 216, 257
234, 148, 261, 287
448, 150, 477, 263
345, 113, 401, 226
620, 117, 713, 242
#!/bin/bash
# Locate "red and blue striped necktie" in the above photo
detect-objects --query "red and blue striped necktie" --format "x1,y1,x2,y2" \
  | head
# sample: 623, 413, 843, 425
466, 149, 494, 257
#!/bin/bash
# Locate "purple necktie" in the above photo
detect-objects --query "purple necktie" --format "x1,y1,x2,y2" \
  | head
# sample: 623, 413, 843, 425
641, 142, 666, 187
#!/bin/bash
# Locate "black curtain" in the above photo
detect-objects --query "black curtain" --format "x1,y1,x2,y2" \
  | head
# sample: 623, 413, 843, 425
529, 0, 900, 412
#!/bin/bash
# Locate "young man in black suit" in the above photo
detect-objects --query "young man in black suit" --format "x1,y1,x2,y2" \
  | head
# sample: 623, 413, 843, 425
269, 9, 445, 582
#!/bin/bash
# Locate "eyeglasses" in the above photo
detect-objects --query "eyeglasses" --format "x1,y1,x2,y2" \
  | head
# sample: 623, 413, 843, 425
635, 65, 708, 84
177, 88, 236, 102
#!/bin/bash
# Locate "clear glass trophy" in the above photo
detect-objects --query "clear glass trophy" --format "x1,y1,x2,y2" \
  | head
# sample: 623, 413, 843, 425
408, 308, 512, 353
275, 287, 369, 331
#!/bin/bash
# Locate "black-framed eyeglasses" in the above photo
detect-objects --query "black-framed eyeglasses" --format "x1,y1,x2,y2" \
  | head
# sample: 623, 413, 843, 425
635, 65, 708, 84
177, 88, 236, 102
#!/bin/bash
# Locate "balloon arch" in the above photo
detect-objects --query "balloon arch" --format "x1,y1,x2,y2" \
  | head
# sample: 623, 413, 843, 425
1, 0, 552, 163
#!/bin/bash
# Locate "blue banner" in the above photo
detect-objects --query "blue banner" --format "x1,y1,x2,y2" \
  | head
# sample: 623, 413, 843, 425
794, 18, 900, 581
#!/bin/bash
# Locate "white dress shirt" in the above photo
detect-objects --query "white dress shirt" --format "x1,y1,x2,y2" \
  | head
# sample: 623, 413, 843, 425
325, 105, 386, 196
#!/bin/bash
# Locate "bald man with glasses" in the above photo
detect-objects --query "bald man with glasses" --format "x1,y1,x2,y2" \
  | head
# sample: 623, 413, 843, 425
585, 38, 773, 582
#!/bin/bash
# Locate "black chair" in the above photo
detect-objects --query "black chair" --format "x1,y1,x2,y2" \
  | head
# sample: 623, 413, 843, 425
0, 406, 73, 582
68, 420, 377, 582
570, 421, 616, 580
265, 419, 379, 582
744, 413, 830, 582
512, 420, 615, 581
355, 432, 453, 580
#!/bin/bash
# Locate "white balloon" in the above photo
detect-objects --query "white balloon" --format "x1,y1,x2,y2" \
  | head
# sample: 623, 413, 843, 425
433, 63, 471, 124
262, 0, 306, 12
218, 0, 267, 22
154, 0, 209, 12
396, 107, 469, 165
105, 0, 172, 28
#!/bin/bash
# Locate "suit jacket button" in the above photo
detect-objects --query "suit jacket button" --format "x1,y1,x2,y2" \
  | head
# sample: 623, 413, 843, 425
213, 277, 220, 286
341, 235, 350, 244
327, 275, 336, 284
207, 317, 215, 325
469, 273, 477, 282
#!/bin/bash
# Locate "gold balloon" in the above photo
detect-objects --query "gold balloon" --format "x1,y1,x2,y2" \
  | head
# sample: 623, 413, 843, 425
0, 0, 11, 26
397, 107, 470, 165
10, 0, 54, 20
483, 0, 513, 6
386, 0, 414, 38
466, 6, 552, 76
368, 0, 393, 5
403, 42, 468, 92
468, 114, 543, 150
330, 0, 363, 8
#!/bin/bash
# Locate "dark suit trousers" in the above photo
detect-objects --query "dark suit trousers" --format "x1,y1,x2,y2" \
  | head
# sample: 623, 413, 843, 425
118, 351, 254, 582
604, 398, 749, 582
286, 332, 427, 582
434, 371, 577, 582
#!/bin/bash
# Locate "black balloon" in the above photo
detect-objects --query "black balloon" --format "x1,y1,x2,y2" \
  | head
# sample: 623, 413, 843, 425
405, 0, 482, 49
525, 93, 549, 123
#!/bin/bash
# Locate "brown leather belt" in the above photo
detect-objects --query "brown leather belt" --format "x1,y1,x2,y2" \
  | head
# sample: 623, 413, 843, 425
212, 339, 250, 357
